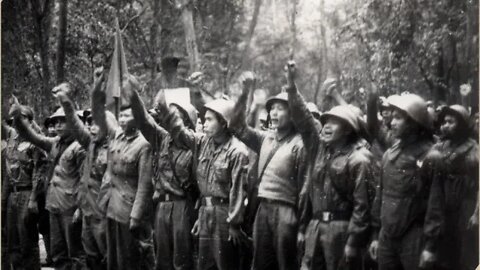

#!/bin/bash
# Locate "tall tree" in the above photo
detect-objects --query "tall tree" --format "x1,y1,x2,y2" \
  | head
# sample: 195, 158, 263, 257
55, 0, 68, 83
176, 0, 200, 71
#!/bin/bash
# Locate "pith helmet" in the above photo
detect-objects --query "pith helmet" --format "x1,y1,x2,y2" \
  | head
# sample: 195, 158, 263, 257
320, 105, 361, 133
388, 94, 432, 130
439, 104, 470, 127
266, 92, 289, 112
170, 102, 198, 129
204, 99, 235, 126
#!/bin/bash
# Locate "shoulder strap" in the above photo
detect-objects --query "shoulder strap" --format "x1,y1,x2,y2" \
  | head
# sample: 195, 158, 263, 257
258, 134, 295, 181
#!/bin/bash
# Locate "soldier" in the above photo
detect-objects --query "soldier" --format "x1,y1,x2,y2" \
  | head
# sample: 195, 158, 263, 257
369, 94, 436, 270
92, 74, 155, 270
230, 71, 306, 270
53, 77, 110, 269
284, 63, 373, 270
421, 105, 479, 270
125, 74, 198, 270
153, 90, 249, 270
2, 105, 43, 269
10, 99, 87, 269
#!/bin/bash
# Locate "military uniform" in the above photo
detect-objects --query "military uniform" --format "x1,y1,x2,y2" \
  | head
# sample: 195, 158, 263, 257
158, 99, 249, 270
61, 98, 109, 269
130, 91, 197, 270
423, 107, 479, 270
2, 125, 42, 269
103, 129, 155, 270
12, 107, 88, 270
287, 88, 373, 270
230, 92, 307, 270
371, 94, 435, 270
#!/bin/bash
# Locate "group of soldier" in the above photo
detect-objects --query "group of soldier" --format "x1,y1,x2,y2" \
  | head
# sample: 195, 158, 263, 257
1, 57, 479, 270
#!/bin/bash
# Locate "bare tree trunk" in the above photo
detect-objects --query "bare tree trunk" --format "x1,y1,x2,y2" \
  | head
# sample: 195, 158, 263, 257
150, 0, 160, 78
55, 0, 67, 83
176, 0, 200, 71
31, 0, 53, 117
240, 0, 262, 69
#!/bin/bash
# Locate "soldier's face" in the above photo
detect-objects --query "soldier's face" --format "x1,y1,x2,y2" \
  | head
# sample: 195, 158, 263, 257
54, 118, 68, 138
47, 125, 57, 137
119, 108, 135, 132
321, 116, 351, 144
203, 110, 225, 138
440, 114, 459, 139
269, 102, 290, 130
86, 120, 101, 141
390, 109, 411, 138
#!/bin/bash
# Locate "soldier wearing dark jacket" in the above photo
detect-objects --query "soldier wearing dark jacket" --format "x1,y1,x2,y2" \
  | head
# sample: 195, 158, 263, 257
126, 74, 198, 270
53, 79, 111, 269
230, 72, 306, 270
154, 90, 249, 270
421, 105, 479, 270
369, 94, 437, 270
92, 75, 155, 270
11, 102, 87, 269
2, 106, 44, 270
285, 64, 373, 270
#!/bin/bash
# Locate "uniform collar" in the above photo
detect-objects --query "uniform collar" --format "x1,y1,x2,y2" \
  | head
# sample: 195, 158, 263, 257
119, 129, 140, 142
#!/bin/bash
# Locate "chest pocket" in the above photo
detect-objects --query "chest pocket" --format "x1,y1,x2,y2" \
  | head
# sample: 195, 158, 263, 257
213, 160, 230, 184
384, 155, 419, 196
328, 155, 351, 195
121, 155, 138, 177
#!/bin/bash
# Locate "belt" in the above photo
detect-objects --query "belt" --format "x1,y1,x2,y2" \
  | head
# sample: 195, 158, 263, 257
201, 196, 229, 206
313, 211, 351, 223
10, 185, 33, 193
260, 198, 295, 207
159, 193, 185, 202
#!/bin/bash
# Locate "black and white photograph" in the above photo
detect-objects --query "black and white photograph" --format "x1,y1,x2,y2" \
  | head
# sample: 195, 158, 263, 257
1, 0, 479, 269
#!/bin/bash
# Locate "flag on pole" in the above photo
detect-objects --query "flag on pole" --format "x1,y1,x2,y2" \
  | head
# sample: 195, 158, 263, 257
105, 17, 129, 117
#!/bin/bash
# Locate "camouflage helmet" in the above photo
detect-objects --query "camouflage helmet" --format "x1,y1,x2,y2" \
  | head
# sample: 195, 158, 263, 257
320, 105, 361, 133
266, 92, 289, 112
170, 102, 198, 130
387, 94, 432, 130
204, 99, 235, 126
439, 104, 470, 128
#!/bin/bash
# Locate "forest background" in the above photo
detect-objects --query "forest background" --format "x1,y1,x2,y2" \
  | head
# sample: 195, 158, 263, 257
2, 0, 478, 120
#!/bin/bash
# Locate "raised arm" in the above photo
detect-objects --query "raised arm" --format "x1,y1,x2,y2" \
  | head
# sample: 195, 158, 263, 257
154, 89, 198, 151
11, 105, 54, 152
125, 75, 168, 150
285, 62, 321, 150
366, 83, 380, 139
53, 86, 91, 149
91, 69, 117, 140
230, 72, 265, 153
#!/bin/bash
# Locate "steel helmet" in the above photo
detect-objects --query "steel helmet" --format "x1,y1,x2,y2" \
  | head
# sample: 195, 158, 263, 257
439, 104, 470, 127
266, 92, 289, 112
170, 102, 198, 129
204, 99, 235, 126
387, 94, 432, 130
320, 105, 361, 133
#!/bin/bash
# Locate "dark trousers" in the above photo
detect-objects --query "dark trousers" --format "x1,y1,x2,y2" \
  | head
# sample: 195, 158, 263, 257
154, 200, 194, 270
252, 201, 298, 270
198, 205, 240, 270
377, 225, 423, 270
49, 211, 86, 270
300, 219, 360, 270
82, 215, 107, 270
6, 190, 41, 270
37, 192, 52, 263
106, 218, 154, 270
